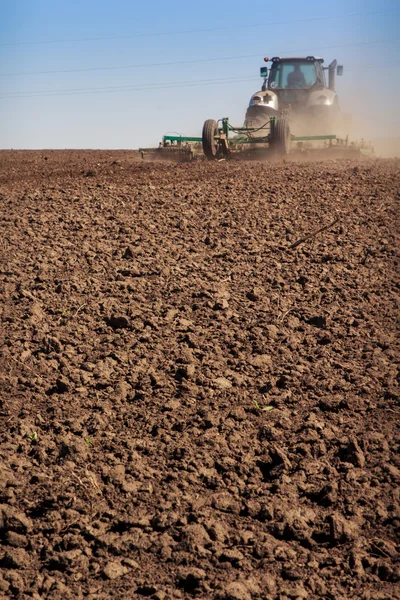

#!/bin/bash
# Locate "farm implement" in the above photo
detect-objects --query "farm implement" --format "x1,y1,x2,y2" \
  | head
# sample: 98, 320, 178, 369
139, 119, 373, 161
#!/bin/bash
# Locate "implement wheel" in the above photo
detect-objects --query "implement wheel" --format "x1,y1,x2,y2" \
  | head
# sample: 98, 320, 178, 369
272, 116, 291, 155
202, 119, 219, 160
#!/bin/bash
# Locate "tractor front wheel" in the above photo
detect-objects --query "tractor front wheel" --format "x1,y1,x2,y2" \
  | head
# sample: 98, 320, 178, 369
272, 117, 291, 155
202, 119, 219, 160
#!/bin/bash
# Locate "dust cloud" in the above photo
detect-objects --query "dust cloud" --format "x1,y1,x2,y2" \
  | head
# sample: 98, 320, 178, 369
340, 81, 400, 158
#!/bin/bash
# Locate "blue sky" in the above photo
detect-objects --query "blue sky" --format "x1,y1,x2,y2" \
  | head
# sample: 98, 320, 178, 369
0, 0, 399, 148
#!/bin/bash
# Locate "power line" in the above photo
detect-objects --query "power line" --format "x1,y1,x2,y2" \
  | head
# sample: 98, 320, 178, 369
0, 75, 256, 98
0, 9, 394, 47
0, 77, 258, 100
1, 63, 398, 100
2, 61, 399, 98
0, 38, 398, 77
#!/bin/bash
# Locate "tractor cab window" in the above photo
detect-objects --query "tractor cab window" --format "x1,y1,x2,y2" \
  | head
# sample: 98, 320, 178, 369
316, 62, 326, 86
269, 62, 317, 89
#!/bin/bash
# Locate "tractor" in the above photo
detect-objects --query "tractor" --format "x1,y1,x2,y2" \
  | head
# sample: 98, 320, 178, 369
140, 56, 372, 161
245, 56, 346, 138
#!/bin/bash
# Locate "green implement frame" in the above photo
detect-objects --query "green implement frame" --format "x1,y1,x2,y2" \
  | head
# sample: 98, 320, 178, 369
210, 118, 337, 146
162, 135, 202, 144
139, 134, 203, 161
139, 116, 374, 161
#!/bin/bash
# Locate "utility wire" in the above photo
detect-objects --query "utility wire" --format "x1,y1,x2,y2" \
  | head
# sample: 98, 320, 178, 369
0, 75, 257, 98
0, 9, 394, 47
0, 61, 400, 97
1, 63, 399, 100
0, 38, 397, 77
1, 77, 257, 99
2, 62, 399, 99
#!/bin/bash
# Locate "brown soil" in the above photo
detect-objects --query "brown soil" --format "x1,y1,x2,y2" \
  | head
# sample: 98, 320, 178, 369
0, 150, 399, 600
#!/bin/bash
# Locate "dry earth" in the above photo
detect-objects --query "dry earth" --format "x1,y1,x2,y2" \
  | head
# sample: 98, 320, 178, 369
0, 150, 399, 600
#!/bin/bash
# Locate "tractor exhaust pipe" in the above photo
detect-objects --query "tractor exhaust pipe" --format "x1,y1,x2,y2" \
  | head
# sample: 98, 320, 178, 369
328, 59, 337, 91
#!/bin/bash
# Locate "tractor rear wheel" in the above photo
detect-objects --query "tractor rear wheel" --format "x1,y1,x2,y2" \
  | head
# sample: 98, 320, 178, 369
272, 116, 290, 155
202, 119, 219, 160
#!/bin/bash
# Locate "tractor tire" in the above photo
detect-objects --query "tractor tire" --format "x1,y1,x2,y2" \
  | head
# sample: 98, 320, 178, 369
202, 119, 219, 160
272, 116, 290, 155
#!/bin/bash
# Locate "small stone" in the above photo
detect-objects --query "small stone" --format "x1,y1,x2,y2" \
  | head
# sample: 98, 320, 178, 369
214, 377, 232, 390
266, 324, 279, 340
294, 585, 309, 598
176, 364, 195, 380
228, 407, 246, 421
103, 560, 129, 580
0, 467, 17, 489
214, 298, 229, 310
0, 506, 33, 534
0, 574, 10, 592
121, 480, 139, 493
247, 287, 263, 302
64, 461, 76, 470
250, 354, 272, 368
139, 481, 153, 494
179, 348, 195, 364
245, 500, 261, 518
219, 548, 245, 565
109, 465, 125, 484
177, 318, 193, 330
42, 336, 63, 354
206, 520, 229, 543
93, 358, 116, 380
385, 464, 400, 481
338, 440, 365, 468
51, 581, 74, 598
5, 532, 27, 548
4, 571, 25, 593
182, 524, 210, 549
121, 558, 140, 569
212, 492, 241, 514
329, 514, 359, 543
229, 373, 246, 387
122, 246, 134, 259
41, 575, 56, 592
58, 436, 89, 461
164, 399, 181, 411
115, 381, 131, 400
224, 581, 251, 600
29, 302, 45, 320
1, 548, 30, 569
184, 364, 196, 379
20, 349, 31, 362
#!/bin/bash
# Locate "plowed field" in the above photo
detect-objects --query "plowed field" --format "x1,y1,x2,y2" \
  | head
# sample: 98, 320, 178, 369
0, 151, 399, 600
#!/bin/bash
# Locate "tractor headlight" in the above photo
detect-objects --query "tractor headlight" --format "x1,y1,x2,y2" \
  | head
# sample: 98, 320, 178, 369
252, 96, 262, 104
317, 95, 330, 105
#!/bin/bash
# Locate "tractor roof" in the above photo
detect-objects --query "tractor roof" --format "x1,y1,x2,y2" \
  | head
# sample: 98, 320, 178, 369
271, 56, 324, 63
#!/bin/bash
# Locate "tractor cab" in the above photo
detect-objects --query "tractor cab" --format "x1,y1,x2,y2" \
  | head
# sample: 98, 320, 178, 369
260, 56, 343, 94
265, 57, 324, 90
